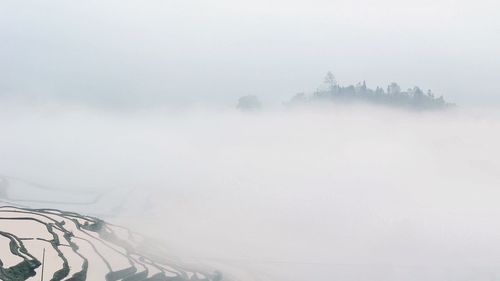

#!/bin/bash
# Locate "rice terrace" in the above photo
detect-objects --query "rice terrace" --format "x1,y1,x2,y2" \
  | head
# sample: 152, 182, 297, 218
0, 177, 224, 281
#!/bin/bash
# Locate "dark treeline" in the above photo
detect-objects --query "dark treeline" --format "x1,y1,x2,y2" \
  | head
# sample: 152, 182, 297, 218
286, 72, 455, 110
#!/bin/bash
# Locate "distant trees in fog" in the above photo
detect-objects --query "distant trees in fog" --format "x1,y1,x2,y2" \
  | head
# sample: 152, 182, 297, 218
237, 95, 262, 111
285, 72, 454, 110
237, 72, 454, 111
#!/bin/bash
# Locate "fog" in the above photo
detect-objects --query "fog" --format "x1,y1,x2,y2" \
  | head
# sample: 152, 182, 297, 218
2, 103, 500, 280
2, 0, 500, 280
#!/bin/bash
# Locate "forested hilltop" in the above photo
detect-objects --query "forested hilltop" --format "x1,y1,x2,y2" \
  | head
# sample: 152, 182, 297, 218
286, 72, 455, 110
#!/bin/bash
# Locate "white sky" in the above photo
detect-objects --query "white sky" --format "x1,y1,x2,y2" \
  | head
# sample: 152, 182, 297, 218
1, 0, 499, 107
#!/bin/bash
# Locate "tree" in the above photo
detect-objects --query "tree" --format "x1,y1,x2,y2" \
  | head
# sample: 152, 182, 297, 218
427, 89, 434, 98
323, 71, 337, 88
237, 95, 262, 111
411, 86, 424, 98
387, 82, 401, 95
284, 73, 453, 110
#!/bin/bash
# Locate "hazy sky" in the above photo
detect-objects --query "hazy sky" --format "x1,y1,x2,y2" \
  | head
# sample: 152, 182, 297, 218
1, 0, 500, 107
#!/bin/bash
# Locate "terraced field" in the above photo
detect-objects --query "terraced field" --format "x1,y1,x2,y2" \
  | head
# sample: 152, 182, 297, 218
0, 206, 224, 281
